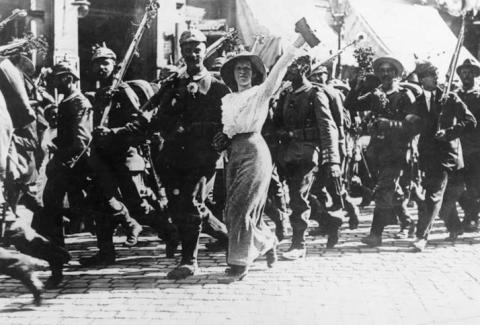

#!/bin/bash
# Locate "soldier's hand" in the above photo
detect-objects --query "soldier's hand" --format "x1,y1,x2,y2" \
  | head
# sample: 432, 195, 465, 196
328, 163, 342, 179
46, 141, 58, 153
96, 87, 118, 102
434, 129, 447, 141
375, 117, 390, 131
94, 126, 112, 137
93, 126, 113, 147
212, 132, 231, 152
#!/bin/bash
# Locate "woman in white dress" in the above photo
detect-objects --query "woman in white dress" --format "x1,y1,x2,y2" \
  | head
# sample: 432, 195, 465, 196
218, 34, 307, 279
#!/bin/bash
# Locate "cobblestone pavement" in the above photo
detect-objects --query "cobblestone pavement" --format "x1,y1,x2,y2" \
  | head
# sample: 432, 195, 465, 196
2, 202, 480, 325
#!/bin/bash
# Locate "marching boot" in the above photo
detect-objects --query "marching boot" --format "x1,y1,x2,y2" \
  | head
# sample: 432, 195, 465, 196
79, 221, 116, 268
265, 238, 278, 268
121, 212, 143, 247
325, 216, 342, 248
361, 209, 384, 247
167, 227, 200, 280
359, 186, 374, 207
44, 263, 63, 289
152, 213, 179, 258
345, 196, 360, 230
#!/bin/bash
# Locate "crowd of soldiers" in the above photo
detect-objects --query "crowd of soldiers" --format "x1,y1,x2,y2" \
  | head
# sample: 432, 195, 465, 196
1, 26, 480, 304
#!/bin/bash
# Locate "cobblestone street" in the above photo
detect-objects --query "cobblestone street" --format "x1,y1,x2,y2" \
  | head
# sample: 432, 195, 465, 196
2, 203, 480, 325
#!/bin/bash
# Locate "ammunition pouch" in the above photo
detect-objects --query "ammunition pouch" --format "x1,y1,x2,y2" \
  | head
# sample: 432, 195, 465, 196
289, 127, 321, 142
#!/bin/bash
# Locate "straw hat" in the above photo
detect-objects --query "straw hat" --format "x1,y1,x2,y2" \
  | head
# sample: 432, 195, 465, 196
373, 56, 405, 76
220, 52, 266, 90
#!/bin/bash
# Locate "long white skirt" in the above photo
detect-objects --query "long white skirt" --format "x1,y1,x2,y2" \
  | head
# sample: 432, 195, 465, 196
224, 132, 275, 266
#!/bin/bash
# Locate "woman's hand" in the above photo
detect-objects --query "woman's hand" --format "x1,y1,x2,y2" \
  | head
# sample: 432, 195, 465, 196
293, 35, 306, 49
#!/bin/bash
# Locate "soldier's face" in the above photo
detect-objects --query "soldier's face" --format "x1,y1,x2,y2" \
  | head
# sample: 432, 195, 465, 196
459, 68, 476, 89
53, 74, 74, 94
92, 58, 115, 80
285, 63, 302, 83
181, 42, 206, 71
378, 63, 398, 86
234, 60, 253, 89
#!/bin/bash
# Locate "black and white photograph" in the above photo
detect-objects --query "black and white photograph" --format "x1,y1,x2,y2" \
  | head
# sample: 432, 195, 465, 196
1, 0, 480, 324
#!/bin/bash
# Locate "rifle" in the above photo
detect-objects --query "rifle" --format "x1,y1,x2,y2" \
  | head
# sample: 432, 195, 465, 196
0, 9, 27, 31
438, 13, 466, 131
0, 34, 48, 57
68, 0, 160, 168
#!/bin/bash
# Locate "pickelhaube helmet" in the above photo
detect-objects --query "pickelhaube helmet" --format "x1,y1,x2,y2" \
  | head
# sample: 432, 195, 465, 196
52, 60, 80, 80
179, 29, 207, 45
91, 42, 117, 62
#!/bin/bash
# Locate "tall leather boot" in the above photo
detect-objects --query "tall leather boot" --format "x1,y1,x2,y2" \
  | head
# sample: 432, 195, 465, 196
166, 224, 200, 280
79, 214, 116, 267
116, 205, 142, 247
361, 209, 384, 247
344, 194, 360, 230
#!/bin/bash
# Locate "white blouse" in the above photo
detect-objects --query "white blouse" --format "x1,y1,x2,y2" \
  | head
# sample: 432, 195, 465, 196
221, 46, 297, 138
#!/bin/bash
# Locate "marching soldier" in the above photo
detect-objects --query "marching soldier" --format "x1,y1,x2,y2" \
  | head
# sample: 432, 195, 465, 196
79, 44, 145, 267
347, 56, 420, 247
456, 59, 480, 232
413, 61, 476, 251
151, 30, 230, 279
31, 61, 90, 287
309, 65, 360, 230
275, 55, 342, 259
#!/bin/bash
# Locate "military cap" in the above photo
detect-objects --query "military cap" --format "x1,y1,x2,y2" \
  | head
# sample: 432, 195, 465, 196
52, 61, 79, 80
414, 60, 438, 79
91, 43, 117, 62
456, 58, 480, 77
179, 29, 207, 45
373, 56, 404, 76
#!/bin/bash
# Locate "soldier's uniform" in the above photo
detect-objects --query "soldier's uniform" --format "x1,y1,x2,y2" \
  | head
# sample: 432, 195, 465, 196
0, 57, 39, 210
33, 62, 92, 247
152, 30, 230, 278
262, 96, 290, 242
456, 60, 480, 230
314, 81, 360, 229
29, 62, 89, 286
349, 57, 419, 245
275, 80, 341, 252
79, 46, 145, 266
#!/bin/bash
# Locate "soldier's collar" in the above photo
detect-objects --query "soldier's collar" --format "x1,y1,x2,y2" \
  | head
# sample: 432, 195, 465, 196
182, 68, 212, 95
62, 90, 81, 102
294, 80, 313, 94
